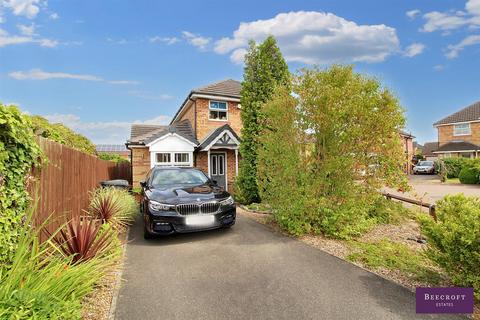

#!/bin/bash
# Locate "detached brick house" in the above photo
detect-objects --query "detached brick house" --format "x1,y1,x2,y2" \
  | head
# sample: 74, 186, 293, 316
127, 78, 417, 188
127, 79, 242, 191
432, 100, 480, 158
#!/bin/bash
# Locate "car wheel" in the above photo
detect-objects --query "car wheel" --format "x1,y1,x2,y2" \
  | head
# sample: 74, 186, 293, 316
144, 225, 153, 240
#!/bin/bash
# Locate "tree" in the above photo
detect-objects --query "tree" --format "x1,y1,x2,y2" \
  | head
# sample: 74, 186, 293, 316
257, 65, 409, 239
236, 36, 290, 204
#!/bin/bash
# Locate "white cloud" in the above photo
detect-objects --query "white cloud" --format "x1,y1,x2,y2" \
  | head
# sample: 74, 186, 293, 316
182, 31, 211, 50
108, 80, 139, 85
9, 69, 139, 85
230, 48, 247, 64
406, 9, 421, 19
49, 12, 58, 20
0, 0, 41, 19
149, 36, 179, 45
9, 69, 103, 81
421, 0, 480, 32
17, 23, 35, 36
214, 11, 400, 65
403, 42, 425, 57
433, 64, 445, 71
0, 27, 57, 47
43, 113, 171, 144
128, 90, 173, 100
445, 34, 480, 58
107, 37, 127, 45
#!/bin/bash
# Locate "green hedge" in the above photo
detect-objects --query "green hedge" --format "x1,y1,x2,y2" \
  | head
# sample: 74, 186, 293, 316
442, 158, 469, 178
419, 195, 480, 299
458, 166, 480, 184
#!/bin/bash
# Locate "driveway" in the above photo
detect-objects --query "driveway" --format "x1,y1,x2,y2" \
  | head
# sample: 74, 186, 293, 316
386, 175, 480, 203
114, 212, 462, 319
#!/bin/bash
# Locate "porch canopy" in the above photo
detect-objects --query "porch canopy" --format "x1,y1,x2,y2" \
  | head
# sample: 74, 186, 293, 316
198, 124, 241, 177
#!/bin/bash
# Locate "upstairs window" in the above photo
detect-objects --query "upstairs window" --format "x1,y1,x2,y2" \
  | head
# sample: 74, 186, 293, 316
453, 123, 471, 136
174, 153, 189, 164
209, 101, 228, 120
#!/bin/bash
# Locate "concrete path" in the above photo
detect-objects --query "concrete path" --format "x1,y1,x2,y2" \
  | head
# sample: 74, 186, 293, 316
114, 213, 463, 320
385, 174, 480, 203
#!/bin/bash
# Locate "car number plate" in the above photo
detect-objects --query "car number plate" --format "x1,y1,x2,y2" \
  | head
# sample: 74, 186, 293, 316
185, 215, 214, 226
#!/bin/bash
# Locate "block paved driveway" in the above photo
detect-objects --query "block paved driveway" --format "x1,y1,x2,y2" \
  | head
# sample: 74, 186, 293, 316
114, 211, 464, 320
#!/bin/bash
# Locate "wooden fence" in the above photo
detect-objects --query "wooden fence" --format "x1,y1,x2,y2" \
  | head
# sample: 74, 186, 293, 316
30, 137, 131, 236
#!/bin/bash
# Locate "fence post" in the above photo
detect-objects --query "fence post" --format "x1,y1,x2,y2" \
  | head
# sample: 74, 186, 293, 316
429, 204, 437, 222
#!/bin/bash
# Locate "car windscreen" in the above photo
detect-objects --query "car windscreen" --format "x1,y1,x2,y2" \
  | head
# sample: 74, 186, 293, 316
418, 161, 434, 166
151, 169, 209, 187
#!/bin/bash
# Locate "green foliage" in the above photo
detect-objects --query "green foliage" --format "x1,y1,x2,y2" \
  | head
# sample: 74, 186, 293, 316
88, 187, 138, 230
442, 157, 469, 178
0, 103, 42, 266
98, 152, 129, 163
0, 209, 117, 319
236, 35, 290, 204
28, 115, 96, 155
347, 239, 444, 284
419, 195, 480, 299
257, 66, 408, 239
458, 166, 480, 184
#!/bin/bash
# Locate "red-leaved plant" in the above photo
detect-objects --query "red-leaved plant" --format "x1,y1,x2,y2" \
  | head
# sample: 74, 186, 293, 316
53, 218, 114, 263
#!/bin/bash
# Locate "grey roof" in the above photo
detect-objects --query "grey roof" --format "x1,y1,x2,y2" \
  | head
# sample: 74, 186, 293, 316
128, 120, 197, 145
193, 79, 241, 98
422, 142, 439, 156
435, 141, 480, 152
96, 144, 128, 152
198, 124, 240, 150
434, 101, 480, 126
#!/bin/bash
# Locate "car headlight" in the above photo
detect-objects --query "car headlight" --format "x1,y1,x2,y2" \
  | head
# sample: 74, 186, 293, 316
219, 196, 234, 206
148, 200, 175, 212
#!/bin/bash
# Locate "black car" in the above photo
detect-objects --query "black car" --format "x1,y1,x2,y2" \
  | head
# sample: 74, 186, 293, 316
140, 167, 236, 239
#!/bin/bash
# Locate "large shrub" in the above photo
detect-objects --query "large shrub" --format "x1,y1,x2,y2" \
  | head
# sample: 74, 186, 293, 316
458, 166, 479, 184
236, 36, 290, 204
442, 157, 469, 178
0, 104, 42, 266
419, 195, 480, 299
28, 115, 96, 155
258, 66, 408, 239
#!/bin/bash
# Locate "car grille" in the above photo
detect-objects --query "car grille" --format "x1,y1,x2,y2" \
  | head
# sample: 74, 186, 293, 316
176, 202, 220, 215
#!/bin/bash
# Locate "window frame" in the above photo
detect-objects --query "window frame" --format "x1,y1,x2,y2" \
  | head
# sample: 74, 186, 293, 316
152, 152, 192, 167
208, 100, 228, 121
453, 123, 471, 136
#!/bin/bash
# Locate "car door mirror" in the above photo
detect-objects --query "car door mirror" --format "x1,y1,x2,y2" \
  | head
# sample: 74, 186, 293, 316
211, 179, 218, 185
140, 180, 147, 189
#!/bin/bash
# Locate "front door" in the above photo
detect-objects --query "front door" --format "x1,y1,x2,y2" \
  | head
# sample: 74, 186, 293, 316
210, 152, 226, 190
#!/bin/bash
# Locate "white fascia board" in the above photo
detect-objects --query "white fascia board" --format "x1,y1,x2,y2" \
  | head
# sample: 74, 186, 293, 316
146, 132, 197, 148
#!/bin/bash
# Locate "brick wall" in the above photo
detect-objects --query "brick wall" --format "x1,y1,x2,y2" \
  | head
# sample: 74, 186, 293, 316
438, 122, 480, 146
131, 147, 150, 188
178, 101, 195, 130
195, 98, 243, 141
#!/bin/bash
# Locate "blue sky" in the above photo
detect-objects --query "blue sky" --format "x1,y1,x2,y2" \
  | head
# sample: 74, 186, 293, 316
1, 0, 479, 144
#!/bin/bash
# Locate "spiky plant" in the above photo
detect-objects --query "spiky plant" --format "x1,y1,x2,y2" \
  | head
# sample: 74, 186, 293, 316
88, 187, 137, 230
53, 218, 115, 263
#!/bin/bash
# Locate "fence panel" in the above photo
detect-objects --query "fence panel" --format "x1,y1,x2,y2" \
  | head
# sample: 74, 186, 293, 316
31, 137, 129, 237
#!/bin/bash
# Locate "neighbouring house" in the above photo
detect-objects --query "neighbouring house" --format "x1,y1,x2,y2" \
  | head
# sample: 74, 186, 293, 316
126, 79, 242, 191
421, 142, 439, 160
96, 144, 130, 160
399, 130, 415, 174
433, 100, 480, 159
